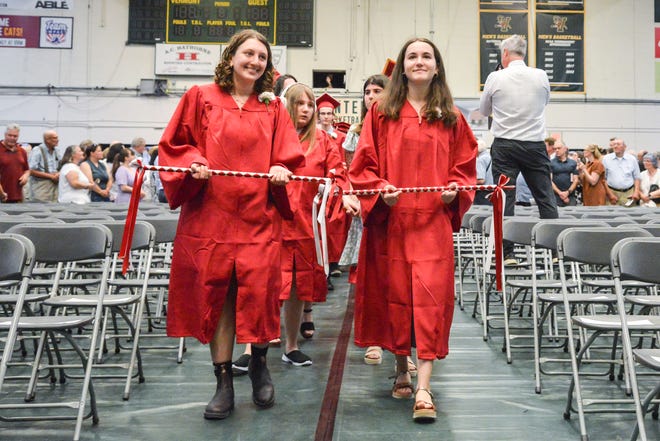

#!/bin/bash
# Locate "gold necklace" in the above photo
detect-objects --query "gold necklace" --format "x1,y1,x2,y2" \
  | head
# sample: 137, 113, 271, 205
232, 93, 249, 107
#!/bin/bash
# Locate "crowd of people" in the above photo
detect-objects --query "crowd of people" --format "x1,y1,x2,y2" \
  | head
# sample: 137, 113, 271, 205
1, 30, 657, 428
476, 135, 660, 210
0, 127, 163, 205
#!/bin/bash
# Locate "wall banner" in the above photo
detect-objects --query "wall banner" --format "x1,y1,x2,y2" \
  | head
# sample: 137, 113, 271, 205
536, 0, 583, 11
0, 14, 72, 48
0, 1, 74, 12
536, 12, 584, 92
479, 11, 528, 90
155, 44, 222, 76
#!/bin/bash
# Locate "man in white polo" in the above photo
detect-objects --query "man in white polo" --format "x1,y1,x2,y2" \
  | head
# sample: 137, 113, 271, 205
479, 34, 558, 262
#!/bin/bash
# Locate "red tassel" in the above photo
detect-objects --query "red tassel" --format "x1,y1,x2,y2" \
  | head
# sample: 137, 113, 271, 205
119, 164, 146, 274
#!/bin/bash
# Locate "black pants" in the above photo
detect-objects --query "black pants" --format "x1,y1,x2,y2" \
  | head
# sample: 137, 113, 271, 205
491, 138, 558, 255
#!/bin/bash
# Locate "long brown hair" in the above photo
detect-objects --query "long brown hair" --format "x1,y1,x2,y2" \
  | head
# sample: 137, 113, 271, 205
285, 84, 316, 154
379, 38, 456, 126
214, 29, 274, 95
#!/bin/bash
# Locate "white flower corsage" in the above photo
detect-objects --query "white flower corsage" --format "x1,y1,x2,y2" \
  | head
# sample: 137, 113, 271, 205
434, 107, 443, 119
258, 92, 276, 106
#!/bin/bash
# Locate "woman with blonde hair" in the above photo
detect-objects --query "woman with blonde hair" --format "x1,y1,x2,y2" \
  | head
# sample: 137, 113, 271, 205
576, 144, 606, 205
276, 83, 356, 365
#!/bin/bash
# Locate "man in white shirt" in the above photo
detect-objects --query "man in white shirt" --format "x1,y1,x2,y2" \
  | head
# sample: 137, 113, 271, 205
479, 34, 558, 261
602, 137, 641, 206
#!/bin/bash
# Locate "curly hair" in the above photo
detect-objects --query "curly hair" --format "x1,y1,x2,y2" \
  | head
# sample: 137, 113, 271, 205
379, 38, 456, 126
214, 29, 274, 95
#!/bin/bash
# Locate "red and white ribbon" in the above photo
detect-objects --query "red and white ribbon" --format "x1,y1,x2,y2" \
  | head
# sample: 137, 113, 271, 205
346, 176, 513, 291
119, 159, 332, 274
344, 183, 507, 196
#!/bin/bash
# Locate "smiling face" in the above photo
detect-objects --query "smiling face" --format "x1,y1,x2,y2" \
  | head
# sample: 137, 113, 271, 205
230, 37, 268, 87
403, 41, 438, 86
364, 84, 384, 110
72, 145, 84, 163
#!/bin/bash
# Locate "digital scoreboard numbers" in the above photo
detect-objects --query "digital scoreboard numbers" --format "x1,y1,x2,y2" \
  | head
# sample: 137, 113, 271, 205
167, 0, 275, 44
128, 0, 313, 46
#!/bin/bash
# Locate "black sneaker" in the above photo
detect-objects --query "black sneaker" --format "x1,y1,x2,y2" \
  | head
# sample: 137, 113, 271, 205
329, 263, 341, 277
232, 353, 250, 376
281, 350, 312, 367
327, 276, 334, 291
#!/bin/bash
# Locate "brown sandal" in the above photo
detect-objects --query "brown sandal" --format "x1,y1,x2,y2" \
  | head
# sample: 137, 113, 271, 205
413, 388, 436, 423
390, 371, 413, 399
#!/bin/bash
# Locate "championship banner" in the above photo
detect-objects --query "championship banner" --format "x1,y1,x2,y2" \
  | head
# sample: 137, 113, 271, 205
0, 14, 73, 49
536, 11, 584, 92
479, 11, 528, 90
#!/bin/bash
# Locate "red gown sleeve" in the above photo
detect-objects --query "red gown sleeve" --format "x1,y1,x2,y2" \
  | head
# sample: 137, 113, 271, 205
447, 110, 478, 232
158, 86, 209, 209
348, 105, 391, 226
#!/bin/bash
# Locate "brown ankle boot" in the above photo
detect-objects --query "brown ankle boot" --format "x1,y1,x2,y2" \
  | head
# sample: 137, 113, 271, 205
248, 346, 274, 408
204, 361, 234, 419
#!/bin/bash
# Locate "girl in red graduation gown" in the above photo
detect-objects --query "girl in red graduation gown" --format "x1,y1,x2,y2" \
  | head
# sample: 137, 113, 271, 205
349, 38, 477, 422
158, 30, 305, 420
279, 84, 357, 366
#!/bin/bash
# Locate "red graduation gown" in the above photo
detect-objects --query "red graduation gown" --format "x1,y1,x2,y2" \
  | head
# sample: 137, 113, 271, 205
159, 84, 305, 344
349, 102, 477, 360
280, 130, 348, 302
324, 130, 351, 262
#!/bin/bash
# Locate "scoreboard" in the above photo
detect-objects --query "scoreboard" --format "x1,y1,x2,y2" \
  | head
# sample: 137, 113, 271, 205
128, 0, 313, 47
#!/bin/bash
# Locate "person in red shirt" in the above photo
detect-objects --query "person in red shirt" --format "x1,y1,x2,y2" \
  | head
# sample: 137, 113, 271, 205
158, 30, 305, 420
0, 123, 30, 203
349, 37, 476, 423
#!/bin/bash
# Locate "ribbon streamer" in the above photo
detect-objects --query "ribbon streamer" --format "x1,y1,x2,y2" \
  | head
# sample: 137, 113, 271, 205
119, 159, 332, 274
311, 182, 333, 275
344, 183, 511, 196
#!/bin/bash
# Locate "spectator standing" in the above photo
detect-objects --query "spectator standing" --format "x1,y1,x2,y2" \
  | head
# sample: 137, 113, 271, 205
130, 137, 154, 200
474, 139, 494, 205
0, 123, 30, 203
639, 153, 660, 207
602, 137, 641, 206
576, 144, 606, 206
112, 148, 144, 204
29, 130, 60, 202
550, 141, 578, 206
80, 142, 112, 202
57, 145, 92, 204
479, 34, 558, 261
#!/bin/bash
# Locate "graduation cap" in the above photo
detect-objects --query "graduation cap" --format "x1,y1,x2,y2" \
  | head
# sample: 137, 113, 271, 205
316, 92, 340, 111
382, 58, 396, 77
334, 121, 351, 134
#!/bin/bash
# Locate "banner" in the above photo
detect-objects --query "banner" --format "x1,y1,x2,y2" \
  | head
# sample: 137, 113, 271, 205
536, 12, 584, 92
0, 14, 72, 48
479, 11, 528, 89
479, 1, 528, 10
0, 1, 74, 11
155, 44, 222, 76
536, 0, 583, 11
656, 27, 660, 93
